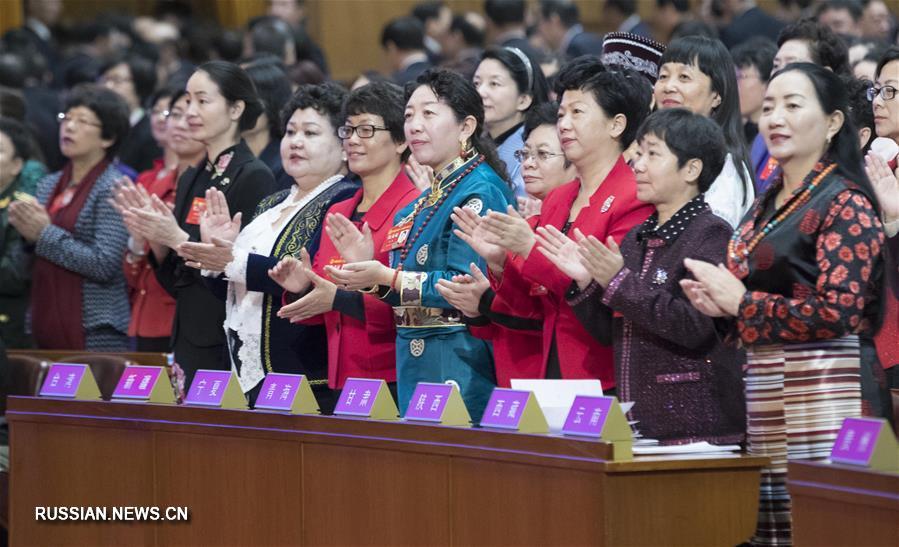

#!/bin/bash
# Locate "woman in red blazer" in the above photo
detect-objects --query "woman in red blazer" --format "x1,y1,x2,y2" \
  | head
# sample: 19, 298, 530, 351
271, 82, 419, 390
457, 58, 654, 393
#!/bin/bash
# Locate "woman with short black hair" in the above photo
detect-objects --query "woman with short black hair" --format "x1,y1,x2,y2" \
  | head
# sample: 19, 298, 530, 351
8, 84, 132, 350
457, 58, 654, 395
177, 82, 358, 409
271, 81, 419, 398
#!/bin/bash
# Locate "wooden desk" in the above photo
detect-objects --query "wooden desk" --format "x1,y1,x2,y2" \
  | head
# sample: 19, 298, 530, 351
8, 397, 767, 546
789, 460, 899, 547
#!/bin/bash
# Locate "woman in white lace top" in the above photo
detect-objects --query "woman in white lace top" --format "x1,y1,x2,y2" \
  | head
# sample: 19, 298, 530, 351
179, 83, 358, 409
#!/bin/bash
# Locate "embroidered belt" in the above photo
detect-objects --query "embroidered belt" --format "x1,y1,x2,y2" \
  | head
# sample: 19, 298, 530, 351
393, 306, 464, 328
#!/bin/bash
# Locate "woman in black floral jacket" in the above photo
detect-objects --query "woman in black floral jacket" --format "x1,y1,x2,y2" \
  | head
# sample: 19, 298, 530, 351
683, 63, 885, 546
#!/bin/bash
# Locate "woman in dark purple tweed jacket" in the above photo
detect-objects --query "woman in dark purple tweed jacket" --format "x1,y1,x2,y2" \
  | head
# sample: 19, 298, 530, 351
537, 109, 746, 445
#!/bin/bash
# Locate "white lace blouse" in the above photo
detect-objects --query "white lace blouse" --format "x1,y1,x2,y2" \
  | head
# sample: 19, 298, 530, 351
217, 176, 342, 393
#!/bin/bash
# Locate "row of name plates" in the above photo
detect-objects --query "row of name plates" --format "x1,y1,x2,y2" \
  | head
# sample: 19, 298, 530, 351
38, 363, 899, 470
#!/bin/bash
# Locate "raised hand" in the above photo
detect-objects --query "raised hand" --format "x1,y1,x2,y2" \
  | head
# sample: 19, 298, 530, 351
435, 262, 490, 317
110, 176, 150, 215
680, 279, 730, 317
451, 206, 507, 271
577, 231, 624, 289
268, 248, 314, 294
277, 266, 337, 322
481, 205, 536, 258
517, 195, 542, 218
7, 199, 51, 243
534, 225, 590, 287
405, 155, 433, 191
122, 194, 188, 248
682, 258, 746, 317
178, 236, 235, 272
325, 213, 375, 262
200, 187, 241, 244
325, 260, 392, 291
865, 153, 899, 224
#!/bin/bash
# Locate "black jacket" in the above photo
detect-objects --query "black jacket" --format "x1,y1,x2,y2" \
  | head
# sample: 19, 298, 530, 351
152, 140, 276, 379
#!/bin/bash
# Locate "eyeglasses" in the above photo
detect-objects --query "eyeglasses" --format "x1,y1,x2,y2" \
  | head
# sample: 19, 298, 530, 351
166, 111, 185, 122
867, 85, 897, 101
57, 112, 102, 128
337, 124, 390, 139
151, 108, 170, 119
514, 149, 564, 163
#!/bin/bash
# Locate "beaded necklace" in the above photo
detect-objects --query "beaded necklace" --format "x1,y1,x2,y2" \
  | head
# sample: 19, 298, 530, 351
424, 148, 478, 207
728, 163, 836, 262
396, 154, 484, 272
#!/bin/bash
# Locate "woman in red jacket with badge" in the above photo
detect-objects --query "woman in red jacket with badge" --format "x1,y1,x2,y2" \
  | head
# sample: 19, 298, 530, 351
456, 58, 654, 393
270, 82, 418, 394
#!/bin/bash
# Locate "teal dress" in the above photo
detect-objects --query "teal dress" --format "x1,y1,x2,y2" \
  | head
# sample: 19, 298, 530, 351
385, 154, 514, 421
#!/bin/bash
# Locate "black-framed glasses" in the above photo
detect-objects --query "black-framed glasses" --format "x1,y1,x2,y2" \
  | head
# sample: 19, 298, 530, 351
337, 124, 390, 139
513, 149, 564, 163
57, 112, 102, 128
867, 85, 897, 101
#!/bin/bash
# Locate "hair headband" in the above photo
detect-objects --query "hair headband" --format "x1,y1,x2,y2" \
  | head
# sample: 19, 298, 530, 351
504, 47, 534, 92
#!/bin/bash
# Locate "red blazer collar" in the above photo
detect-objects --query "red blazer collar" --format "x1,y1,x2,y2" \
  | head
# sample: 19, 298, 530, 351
543, 156, 633, 217
331, 170, 418, 230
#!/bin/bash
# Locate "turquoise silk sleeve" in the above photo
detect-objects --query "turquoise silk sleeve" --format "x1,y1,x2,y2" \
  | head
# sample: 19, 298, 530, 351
398, 182, 511, 309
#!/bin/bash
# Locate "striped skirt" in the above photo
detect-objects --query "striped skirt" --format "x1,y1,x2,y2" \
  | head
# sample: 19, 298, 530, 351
746, 335, 862, 546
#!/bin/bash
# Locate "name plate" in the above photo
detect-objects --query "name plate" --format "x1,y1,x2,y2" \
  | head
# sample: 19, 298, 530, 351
254, 373, 319, 414
404, 382, 471, 427
39, 363, 101, 400
561, 395, 633, 460
831, 417, 899, 472
334, 378, 398, 421
184, 370, 247, 410
112, 366, 174, 404
479, 388, 548, 434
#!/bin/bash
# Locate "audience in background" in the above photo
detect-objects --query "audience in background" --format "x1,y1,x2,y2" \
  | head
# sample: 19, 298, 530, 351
732, 37, 778, 143
536, 0, 604, 59
603, 0, 654, 39
381, 16, 432, 85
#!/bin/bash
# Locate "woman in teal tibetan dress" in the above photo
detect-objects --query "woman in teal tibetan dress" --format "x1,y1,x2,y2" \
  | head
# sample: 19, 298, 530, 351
329, 69, 514, 420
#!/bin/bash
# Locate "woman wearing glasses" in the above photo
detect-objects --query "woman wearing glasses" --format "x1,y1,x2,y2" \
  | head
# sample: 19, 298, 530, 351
453, 59, 653, 394
8, 84, 132, 350
112, 87, 206, 352
270, 81, 419, 401
437, 101, 575, 387
327, 69, 514, 420
864, 46, 899, 409
178, 83, 358, 409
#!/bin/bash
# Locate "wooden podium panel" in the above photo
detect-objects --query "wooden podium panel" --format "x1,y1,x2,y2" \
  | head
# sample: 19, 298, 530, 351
154, 433, 303, 546
303, 444, 451, 545
789, 460, 899, 547
451, 458, 604, 545
13, 423, 156, 546
8, 397, 767, 546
